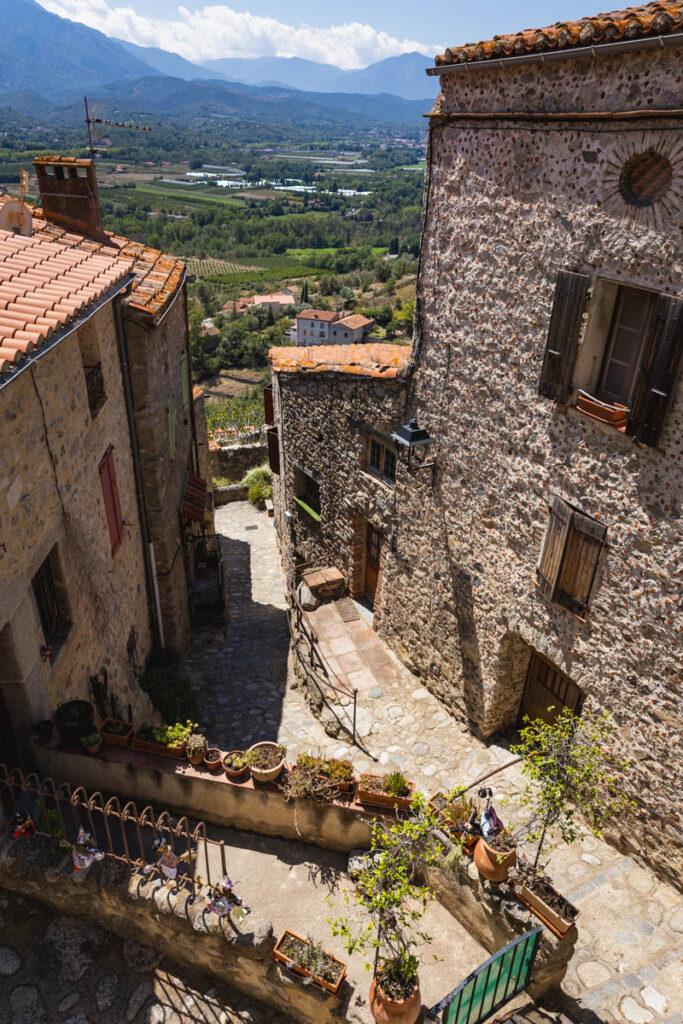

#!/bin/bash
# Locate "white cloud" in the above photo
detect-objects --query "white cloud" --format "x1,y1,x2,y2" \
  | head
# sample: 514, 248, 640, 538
36, 0, 437, 69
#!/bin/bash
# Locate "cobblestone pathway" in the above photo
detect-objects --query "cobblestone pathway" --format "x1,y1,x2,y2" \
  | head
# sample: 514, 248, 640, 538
184, 502, 683, 1024
0, 890, 281, 1024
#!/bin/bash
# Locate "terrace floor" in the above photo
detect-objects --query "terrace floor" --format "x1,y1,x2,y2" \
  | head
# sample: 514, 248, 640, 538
183, 502, 683, 1024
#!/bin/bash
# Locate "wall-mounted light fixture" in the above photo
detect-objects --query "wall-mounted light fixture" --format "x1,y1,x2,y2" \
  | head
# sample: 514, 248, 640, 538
391, 417, 436, 481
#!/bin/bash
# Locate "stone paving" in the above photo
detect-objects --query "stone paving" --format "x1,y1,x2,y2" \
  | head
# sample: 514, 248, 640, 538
183, 502, 683, 1024
0, 889, 281, 1024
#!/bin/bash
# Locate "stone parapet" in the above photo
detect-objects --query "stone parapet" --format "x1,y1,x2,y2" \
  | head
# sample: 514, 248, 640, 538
211, 442, 267, 483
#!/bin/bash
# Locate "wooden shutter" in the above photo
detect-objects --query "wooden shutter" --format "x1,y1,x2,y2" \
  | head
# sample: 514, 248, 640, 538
99, 446, 123, 555
626, 295, 683, 447
555, 510, 606, 616
267, 426, 280, 475
537, 496, 572, 600
264, 384, 274, 425
180, 350, 190, 408
538, 271, 591, 402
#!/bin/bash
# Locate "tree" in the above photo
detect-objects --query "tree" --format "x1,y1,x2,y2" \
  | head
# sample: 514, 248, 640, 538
300, 280, 309, 304
330, 794, 443, 1002
511, 704, 632, 869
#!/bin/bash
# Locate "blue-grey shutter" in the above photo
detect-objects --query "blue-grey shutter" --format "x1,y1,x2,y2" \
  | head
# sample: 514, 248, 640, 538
626, 295, 683, 447
538, 271, 591, 402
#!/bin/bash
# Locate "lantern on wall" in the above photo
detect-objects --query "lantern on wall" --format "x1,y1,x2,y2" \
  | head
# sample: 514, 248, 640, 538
391, 418, 436, 480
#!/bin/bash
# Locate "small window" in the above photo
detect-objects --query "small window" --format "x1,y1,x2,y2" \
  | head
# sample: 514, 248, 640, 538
294, 467, 321, 522
99, 445, 124, 555
31, 546, 71, 651
267, 427, 280, 475
167, 393, 176, 459
597, 287, 653, 405
537, 496, 607, 617
367, 436, 396, 483
77, 319, 106, 416
180, 350, 191, 409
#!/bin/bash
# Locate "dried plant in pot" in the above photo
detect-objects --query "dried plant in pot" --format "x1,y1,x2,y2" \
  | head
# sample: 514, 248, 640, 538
186, 733, 208, 766
507, 864, 579, 936
296, 752, 355, 795
246, 741, 287, 783
223, 750, 249, 781
357, 772, 415, 813
204, 747, 223, 773
273, 930, 346, 995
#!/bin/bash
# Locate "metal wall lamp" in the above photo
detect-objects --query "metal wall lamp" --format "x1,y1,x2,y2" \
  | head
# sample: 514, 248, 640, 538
391, 417, 436, 480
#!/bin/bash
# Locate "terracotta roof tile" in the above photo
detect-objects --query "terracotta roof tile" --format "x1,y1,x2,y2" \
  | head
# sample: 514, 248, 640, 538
436, 2, 683, 65
0, 228, 133, 376
338, 314, 374, 330
269, 343, 410, 379
0, 196, 185, 324
297, 309, 341, 322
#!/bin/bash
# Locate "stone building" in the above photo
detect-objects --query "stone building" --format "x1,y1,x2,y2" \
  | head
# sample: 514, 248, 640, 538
270, 3, 683, 884
295, 310, 375, 345
0, 156, 212, 759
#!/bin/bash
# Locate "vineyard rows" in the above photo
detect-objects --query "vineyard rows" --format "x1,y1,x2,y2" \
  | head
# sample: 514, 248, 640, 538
186, 258, 265, 276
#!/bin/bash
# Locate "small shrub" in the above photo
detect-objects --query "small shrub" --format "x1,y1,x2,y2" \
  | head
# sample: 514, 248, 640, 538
242, 464, 273, 508
383, 771, 410, 797
241, 464, 271, 488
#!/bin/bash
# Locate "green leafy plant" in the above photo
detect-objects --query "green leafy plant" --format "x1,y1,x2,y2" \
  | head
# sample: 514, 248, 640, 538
81, 732, 101, 747
186, 733, 208, 758
297, 753, 354, 786
102, 720, 130, 735
329, 794, 443, 1001
242, 464, 273, 507
278, 933, 342, 986
224, 751, 247, 770
511, 704, 632, 869
43, 808, 64, 852
138, 720, 197, 748
382, 772, 410, 798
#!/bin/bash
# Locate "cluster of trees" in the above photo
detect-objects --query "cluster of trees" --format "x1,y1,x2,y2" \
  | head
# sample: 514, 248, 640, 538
190, 303, 291, 380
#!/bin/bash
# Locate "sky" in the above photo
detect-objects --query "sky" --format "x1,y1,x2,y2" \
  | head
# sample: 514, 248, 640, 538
37, 0, 593, 69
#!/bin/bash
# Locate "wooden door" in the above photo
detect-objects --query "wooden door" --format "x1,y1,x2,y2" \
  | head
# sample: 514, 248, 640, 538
365, 524, 381, 608
518, 651, 584, 726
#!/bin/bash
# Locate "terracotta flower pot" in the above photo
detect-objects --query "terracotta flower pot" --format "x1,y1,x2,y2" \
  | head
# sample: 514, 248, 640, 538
473, 836, 517, 882
246, 741, 285, 783
204, 748, 223, 773
369, 974, 421, 1024
223, 751, 249, 781
82, 738, 102, 756
187, 747, 206, 766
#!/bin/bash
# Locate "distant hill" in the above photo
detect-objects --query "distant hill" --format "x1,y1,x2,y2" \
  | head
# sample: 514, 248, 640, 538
116, 40, 230, 83
201, 52, 436, 101
0, 0, 158, 94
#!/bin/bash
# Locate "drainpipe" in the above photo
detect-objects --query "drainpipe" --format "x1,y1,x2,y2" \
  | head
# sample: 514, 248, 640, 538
113, 293, 163, 647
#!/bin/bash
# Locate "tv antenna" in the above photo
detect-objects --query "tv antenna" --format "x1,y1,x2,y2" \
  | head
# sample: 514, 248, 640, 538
84, 96, 152, 156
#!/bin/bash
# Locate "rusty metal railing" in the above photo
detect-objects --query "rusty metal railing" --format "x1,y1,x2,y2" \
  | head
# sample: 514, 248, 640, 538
0, 765, 240, 906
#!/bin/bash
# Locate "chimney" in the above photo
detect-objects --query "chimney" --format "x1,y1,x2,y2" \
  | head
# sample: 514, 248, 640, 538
34, 156, 106, 241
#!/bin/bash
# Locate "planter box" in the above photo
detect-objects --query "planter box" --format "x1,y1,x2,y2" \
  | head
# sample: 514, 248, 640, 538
100, 720, 133, 748
273, 929, 346, 995
519, 883, 578, 937
132, 733, 186, 759
357, 776, 415, 812
577, 394, 628, 428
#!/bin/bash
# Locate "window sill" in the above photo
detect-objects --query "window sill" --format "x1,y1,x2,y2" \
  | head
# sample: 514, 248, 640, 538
293, 496, 321, 523
362, 467, 395, 488
535, 581, 587, 624
575, 393, 628, 432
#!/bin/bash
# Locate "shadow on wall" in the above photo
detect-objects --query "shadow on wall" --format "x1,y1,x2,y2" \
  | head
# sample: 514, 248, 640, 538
188, 533, 290, 750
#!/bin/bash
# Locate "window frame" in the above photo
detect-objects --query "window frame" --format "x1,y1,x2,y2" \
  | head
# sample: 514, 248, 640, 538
595, 285, 654, 407
31, 546, 71, 653
365, 434, 397, 485
293, 466, 321, 522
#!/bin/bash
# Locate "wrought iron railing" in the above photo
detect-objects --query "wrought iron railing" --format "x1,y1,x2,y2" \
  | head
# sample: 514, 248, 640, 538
83, 362, 106, 415
0, 765, 239, 904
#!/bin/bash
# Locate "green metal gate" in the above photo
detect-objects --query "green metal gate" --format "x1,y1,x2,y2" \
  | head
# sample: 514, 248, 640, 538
427, 927, 542, 1024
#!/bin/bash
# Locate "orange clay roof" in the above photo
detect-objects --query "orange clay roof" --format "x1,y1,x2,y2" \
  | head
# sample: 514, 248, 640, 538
0, 228, 133, 375
269, 343, 409, 379
297, 309, 341, 322
338, 314, 374, 329
435, 2, 683, 64
0, 195, 185, 323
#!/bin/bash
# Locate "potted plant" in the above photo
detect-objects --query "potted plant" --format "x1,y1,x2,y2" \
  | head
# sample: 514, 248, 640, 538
204, 747, 223, 773
53, 700, 94, 746
511, 704, 632, 871
473, 830, 518, 882
133, 720, 196, 759
100, 717, 134, 748
282, 753, 355, 803
331, 794, 443, 1024
429, 791, 478, 853
81, 732, 102, 756
507, 865, 579, 936
357, 772, 415, 812
246, 741, 286, 783
186, 732, 208, 766
297, 753, 355, 796
273, 930, 346, 995
223, 750, 249, 781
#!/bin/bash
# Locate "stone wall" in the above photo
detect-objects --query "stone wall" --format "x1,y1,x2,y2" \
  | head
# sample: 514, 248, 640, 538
380, 46, 683, 883
271, 372, 405, 600
0, 303, 155, 750
124, 285, 196, 654
210, 441, 267, 483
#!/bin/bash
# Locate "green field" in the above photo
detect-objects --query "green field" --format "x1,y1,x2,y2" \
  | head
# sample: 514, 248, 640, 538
186, 257, 265, 277
286, 245, 388, 259
133, 185, 244, 206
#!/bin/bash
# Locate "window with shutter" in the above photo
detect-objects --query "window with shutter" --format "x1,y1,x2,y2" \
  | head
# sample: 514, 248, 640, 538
180, 351, 190, 409
537, 496, 606, 616
31, 545, 71, 651
264, 384, 274, 425
625, 294, 683, 447
99, 446, 124, 555
167, 393, 176, 460
538, 271, 591, 402
267, 426, 280, 475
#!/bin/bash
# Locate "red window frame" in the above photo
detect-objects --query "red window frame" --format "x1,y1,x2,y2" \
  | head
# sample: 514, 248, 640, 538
99, 445, 123, 555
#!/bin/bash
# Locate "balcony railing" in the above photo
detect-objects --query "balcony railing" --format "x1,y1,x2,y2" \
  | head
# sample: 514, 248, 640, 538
84, 362, 106, 415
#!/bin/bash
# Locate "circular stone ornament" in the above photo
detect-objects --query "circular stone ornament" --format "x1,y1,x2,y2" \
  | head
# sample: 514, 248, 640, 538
619, 150, 673, 207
